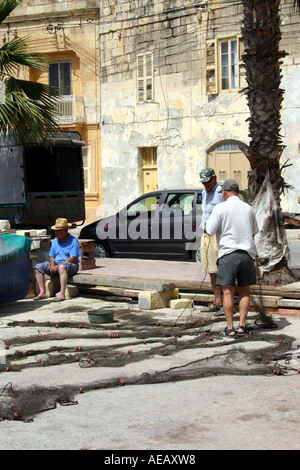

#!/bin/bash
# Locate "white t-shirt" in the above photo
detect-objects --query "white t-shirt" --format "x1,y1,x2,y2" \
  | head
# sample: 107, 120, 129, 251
206, 196, 259, 259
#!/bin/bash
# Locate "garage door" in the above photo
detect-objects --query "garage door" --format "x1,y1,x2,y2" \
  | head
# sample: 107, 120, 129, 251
207, 141, 250, 190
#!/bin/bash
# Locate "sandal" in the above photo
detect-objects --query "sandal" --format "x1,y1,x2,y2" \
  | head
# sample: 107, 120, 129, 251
33, 295, 47, 301
219, 327, 237, 338
54, 296, 66, 302
213, 307, 225, 317
213, 307, 237, 317
237, 325, 248, 335
201, 303, 223, 313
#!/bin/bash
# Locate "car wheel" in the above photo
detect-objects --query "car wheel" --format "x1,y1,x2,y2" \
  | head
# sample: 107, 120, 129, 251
94, 242, 110, 258
191, 248, 201, 263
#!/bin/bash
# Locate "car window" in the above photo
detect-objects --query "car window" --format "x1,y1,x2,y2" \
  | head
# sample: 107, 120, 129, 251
195, 191, 202, 215
126, 194, 161, 216
163, 193, 195, 217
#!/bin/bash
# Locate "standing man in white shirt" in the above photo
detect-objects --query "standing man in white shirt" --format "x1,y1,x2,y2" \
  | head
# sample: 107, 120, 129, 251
199, 167, 224, 314
206, 179, 259, 337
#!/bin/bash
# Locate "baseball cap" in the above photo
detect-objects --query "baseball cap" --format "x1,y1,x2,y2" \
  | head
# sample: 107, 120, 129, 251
218, 179, 240, 192
199, 167, 216, 183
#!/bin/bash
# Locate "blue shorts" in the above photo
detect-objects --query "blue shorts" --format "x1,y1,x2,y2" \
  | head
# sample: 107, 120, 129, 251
35, 261, 79, 278
216, 250, 257, 287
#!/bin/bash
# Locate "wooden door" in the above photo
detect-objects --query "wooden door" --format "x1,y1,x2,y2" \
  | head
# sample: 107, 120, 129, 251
140, 147, 158, 193
208, 150, 250, 190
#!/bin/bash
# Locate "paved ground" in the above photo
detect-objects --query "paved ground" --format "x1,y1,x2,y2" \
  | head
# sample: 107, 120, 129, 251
0, 229, 299, 451
74, 227, 300, 284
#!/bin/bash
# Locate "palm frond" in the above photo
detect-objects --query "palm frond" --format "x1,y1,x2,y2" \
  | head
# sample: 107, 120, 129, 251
0, 37, 47, 78
0, 78, 60, 142
5, 76, 59, 100
0, 91, 59, 142
0, 0, 22, 24
0, 0, 61, 143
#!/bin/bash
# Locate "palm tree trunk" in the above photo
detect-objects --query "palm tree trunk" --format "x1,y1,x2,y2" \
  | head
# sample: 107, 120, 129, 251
241, 0, 295, 285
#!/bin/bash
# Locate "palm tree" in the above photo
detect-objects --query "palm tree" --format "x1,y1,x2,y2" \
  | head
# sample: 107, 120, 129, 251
241, 0, 298, 285
0, 0, 59, 144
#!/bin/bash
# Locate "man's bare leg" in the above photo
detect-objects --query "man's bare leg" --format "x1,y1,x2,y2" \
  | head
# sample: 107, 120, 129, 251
237, 285, 250, 332
56, 264, 68, 300
34, 269, 48, 299
210, 273, 222, 306
222, 286, 235, 334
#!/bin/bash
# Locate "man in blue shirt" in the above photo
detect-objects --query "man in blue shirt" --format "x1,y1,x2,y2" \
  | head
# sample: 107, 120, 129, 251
199, 167, 224, 314
34, 218, 81, 301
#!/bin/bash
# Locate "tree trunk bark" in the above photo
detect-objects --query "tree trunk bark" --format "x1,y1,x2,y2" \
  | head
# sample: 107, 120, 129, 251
241, 0, 295, 285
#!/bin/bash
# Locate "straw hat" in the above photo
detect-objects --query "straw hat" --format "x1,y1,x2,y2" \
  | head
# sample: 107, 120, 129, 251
51, 218, 73, 231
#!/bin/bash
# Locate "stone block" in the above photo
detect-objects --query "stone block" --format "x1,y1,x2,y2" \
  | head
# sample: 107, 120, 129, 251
138, 288, 179, 310
168, 299, 193, 310
37, 279, 79, 299
45, 279, 60, 297
64, 284, 79, 299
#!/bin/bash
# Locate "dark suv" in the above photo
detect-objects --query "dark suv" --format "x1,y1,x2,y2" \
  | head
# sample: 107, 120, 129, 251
79, 189, 203, 262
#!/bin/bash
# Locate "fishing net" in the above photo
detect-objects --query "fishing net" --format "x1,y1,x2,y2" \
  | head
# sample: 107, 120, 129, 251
252, 172, 295, 285
0, 294, 298, 423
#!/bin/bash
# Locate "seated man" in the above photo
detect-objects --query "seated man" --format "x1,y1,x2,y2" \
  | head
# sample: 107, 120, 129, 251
34, 218, 81, 302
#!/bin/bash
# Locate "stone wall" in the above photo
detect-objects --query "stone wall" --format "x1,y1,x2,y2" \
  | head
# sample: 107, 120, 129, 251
1, 0, 102, 222
2, 0, 299, 216
99, 0, 250, 214
280, 0, 300, 212
99, 0, 300, 214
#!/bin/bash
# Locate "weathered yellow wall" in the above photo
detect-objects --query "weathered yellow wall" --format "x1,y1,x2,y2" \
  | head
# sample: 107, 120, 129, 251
99, 0, 249, 215
99, 0, 300, 214
2, 0, 299, 218
1, 0, 101, 223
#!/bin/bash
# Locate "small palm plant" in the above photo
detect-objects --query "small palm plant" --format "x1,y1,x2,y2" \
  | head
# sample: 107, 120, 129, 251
0, 0, 59, 144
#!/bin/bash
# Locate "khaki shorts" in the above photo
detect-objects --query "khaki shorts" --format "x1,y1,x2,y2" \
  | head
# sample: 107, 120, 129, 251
200, 233, 219, 273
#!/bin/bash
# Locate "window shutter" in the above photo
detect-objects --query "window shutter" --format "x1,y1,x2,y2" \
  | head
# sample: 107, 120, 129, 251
137, 54, 145, 102
145, 53, 153, 101
206, 37, 244, 94
137, 53, 153, 102
61, 61, 71, 95
238, 36, 246, 90
49, 63, 59, 88
49, 61, 71, 95
82, 145, 90, 193
206, 40, 218, 95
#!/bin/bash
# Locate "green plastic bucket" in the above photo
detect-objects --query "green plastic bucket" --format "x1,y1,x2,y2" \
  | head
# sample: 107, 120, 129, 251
88, 308, 115, 323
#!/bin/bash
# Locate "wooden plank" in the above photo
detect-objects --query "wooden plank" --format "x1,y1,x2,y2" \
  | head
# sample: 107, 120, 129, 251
72, 272, 300, 298
78, 285, 140, 298
278, 298, 300, 309
180, 293, 213, 303
72, 274, 300, 315
181, 293, 282, 308
283, 215, 300, 227
263, 307, 300, 316
277, 281, 300, 292
249, 295, 282, 308
72, 273, 176, 292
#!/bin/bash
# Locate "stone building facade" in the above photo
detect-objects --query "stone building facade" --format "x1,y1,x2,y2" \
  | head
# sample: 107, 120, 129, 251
1, 0, 299, 221
1, 0, 102, 222
99, 0, 300, 215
